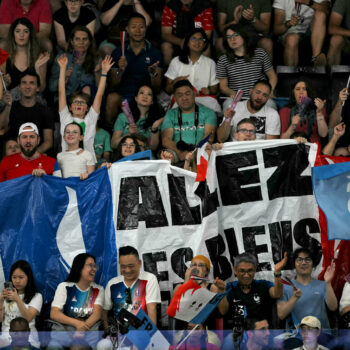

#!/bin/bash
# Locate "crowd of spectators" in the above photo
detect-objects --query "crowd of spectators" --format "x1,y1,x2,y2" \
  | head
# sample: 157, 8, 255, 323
0, 0, 350, 348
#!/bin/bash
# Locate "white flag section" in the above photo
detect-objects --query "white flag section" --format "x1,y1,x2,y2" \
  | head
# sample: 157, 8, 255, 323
108, 140, 322, 296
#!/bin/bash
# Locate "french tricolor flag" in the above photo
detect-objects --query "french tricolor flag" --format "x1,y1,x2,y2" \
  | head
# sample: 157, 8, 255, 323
195, 134, 211, 182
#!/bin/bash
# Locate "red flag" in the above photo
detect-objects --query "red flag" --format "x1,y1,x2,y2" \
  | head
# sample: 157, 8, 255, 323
0, 48, 9, 66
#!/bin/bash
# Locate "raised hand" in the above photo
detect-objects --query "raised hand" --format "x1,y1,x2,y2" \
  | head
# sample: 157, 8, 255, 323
275, 252, 287, 272
314, 98, 326, 112
57, 54, 68, 69
334, 122, 346, 137
35, 52, 50, 70
242, 4, 255, 22
101, 55, 114, 74
324, 261, 335, 283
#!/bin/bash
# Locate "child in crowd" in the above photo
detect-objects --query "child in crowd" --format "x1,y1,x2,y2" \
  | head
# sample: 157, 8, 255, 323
94, 118, 112, 166
57, 123, 95, 179
3, 139, 20, 157
57, 53, 114, 163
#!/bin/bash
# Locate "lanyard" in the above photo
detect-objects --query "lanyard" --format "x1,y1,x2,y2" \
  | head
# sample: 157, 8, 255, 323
177, 104, 199, 142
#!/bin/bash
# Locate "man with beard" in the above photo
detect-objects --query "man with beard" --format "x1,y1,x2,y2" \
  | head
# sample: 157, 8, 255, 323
0, 123, 60, 182
0, 72, 54, 153
217, 80, 280, 141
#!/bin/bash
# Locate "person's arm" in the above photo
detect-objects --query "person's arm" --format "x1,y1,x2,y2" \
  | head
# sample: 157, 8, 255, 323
54, 21, 68, 52
266, 68, 277, 94
277, 287, 303, 320
165, 75, 190, 95
146, 302, 157, 326
85, 304, 102, 328
102, 309, 109, 330
92, 56, 114, 114
296, 0, 330, 14
37, 22, 52, 40
0, 91, 12, 129
51, 306, 88, 330
37, 129, 53, 153
269, 252, 287, 299
161, 127, 188, 161
34, 52, 50, 92
281, 114, 301, 139
100, 0, 124, 26
324, 261, 338, 311
314, 98, 328, 138
111, 130, 123, 149
218, 296, 229, 315
133, 1, 152, 26
6, 289, 40, 322
254, 12, 271, 35
57, 54, 69, 112
148, 61, 162, 90
86, 19, 96, 36
204, 123, 216, 143
274, 8, 300, 36
217, 117, 233, 143
149, 118, 164, 151
329, 88, 348, 128
266, 134, 279, 140
217, 5, 243, 34
328, 11, 350, 37
219, 78, 236, 98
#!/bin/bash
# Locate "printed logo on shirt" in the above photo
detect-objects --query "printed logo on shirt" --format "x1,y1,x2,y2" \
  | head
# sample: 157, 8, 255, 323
194, 21, 202, 28
253, 294, 261, 304
249, 116, 266, 135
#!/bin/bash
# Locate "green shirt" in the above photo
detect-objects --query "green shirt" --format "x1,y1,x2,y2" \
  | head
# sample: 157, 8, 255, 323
161, 105, 217, 146
113, 112, 152, 140
333, 0, 350, 30
217, 0, 271, 25
94, 128, 112, 157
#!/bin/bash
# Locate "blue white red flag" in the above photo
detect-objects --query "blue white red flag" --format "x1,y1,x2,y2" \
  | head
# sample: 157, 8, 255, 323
126, 307, 171, 350
195, 134, 211, 182
312, 160, 350, 240
167, 279, 225, 324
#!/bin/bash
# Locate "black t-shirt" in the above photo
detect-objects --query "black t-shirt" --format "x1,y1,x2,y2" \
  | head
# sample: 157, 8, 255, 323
225, 280, 274, 329
8, 101, 54, 141
53, 5, 96, 40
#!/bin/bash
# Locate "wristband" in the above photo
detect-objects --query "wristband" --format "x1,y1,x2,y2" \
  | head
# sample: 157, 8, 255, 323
101, 73, 108, 77
151, 127, 159, 133
251, 17, 257, 24
150, 71, 158, 78
274, 271, 282, 278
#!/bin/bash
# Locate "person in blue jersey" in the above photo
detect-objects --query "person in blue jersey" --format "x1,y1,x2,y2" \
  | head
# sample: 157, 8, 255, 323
98, 246, 160, 349
218, 252, 287, 329
0, 260, 42, 348
49, 253, 104, 348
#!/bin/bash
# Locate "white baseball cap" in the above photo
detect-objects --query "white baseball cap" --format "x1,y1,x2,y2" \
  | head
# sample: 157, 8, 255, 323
298, 316, 321, 330
18, 123, 39, 136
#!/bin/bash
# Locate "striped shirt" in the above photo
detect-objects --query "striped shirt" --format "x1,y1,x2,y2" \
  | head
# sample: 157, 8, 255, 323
216, 48, 273, 98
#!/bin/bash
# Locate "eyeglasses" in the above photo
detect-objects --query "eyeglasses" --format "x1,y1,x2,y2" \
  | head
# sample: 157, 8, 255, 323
190, 37, 206, 43
125, 288, 132, 304
295, 257, 312, 264
67, 0, 82, 3
72, 100, 87, 106
226, 33, 240, 40
190, 263, 207, 269
237, 128, 255, 135
85, 263, 98, 270
122, 143, 136, 148
64, 130, 79, 135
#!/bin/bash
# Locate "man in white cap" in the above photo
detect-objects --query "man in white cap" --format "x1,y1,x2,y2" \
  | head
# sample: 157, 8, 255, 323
293, 315, 329, 350
0, 123, 60, 182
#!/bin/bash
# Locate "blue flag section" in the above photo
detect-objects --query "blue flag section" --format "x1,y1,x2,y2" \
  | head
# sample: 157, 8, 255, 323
312, 161, 350, 240
126, 308, 170, 350
117, 150, 153, 162
0, 168, 117, 303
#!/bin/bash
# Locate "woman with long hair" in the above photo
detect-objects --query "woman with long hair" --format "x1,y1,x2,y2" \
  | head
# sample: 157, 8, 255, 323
280, 80, 328, 142
0, 260, 42, 347
111, 84, 164, 151
50, 253, 103, 347
216, 25, 277, 111
4, 17, 50, 92
112, 135, 141, 162
165, 28, 220, 113
49, 25, 98, 101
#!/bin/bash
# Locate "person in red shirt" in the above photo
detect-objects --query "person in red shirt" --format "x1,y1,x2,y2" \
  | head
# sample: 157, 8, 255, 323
0, 0, 52, 52
0, 122, 60, 182
161, 0, 213, 65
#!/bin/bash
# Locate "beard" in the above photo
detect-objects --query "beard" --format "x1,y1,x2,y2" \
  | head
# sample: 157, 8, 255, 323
20, 144, 38, 158
250, 98, 267, 111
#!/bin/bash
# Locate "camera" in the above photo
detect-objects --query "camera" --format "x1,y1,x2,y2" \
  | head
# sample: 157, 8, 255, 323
176, 140, 195, 152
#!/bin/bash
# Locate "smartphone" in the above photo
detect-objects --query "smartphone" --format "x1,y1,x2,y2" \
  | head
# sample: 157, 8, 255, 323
4, 281, 13, 291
